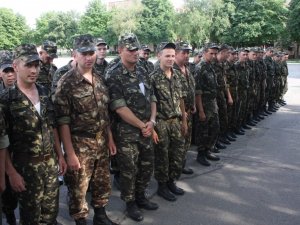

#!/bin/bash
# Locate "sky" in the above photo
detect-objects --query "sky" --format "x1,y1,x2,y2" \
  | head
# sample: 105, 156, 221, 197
1, 0, 184, 28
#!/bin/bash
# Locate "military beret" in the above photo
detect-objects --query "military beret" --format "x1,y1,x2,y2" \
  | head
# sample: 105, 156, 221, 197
96, 38, 107, 46
157, 42, 176, 52
13, 44, 40, 64
118, 33, 140, 50
175, 41, 192, 51
42, 40, 58, 58
73, 34, 96, 53
0, 50, 13, 70
141, 44, 151, 52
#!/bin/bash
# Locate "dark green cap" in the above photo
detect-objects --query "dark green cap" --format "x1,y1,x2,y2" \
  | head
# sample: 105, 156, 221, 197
219, 44, 230, 51
238, 48, 250, 53
157, 42, 176, 52
203, 43, 219, 51
73, 34, 96, 53
141, 44, 151, 51
0, 50, 13, 70
118, 33, 140, 50
175, 41, 192, 51
13, 44, 40, 64
96, 38, 107, 46
42, 40, 58, 58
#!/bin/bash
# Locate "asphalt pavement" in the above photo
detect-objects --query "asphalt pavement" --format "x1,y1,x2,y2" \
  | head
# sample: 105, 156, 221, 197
2, 70, 300, 225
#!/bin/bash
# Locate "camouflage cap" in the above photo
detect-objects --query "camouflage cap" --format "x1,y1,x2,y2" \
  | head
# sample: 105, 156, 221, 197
73, 34, 96, 53
249, 47, 258, 52
238, 47, 250, 53
13, 44, 40, 64
175, 41, 192, 51
141, 44, 151, 52
203, 43, 219, 51
219, 44, 231, 51
257, 47, 264, 53
0, 50, 13, 70
118, 33, 140, 50
96, 38, 107, 46
266, 47, 274, 52
157, 42, 176, 52
42, 40, 58, 58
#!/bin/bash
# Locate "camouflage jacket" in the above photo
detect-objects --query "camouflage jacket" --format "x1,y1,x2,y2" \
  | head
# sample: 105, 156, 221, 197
37, 61, 57, 91
94, 59, 109, 79
188, 62, 197, 77
235, 61, 249, 90
257, 59, 267, 81
150, 67, 184, 120
212, 61, 227, 93
173, 63, 195, 111
225, 61, 238, 88
54, 67, 110, 135
282, 61, 288, 77
139, 58, 155, 74
264, 56, 275, 78
51, 60, 73, 94
0, 84, 55, 156
274, 61, 283, 79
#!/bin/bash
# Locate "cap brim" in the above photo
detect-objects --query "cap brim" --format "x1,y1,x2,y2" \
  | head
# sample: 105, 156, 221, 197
25, 54, 41, 64
48, 53, 58, 58
163, 42, 176, 50
0, 64, 13, 70
126, 46, 139, 51
77, 47, 96, 53
97, 42, 107, 46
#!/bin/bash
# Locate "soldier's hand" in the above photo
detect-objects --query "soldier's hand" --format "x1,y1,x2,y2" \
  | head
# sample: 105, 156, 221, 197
181, 121, 188, 136
66, 154, 81, 171
152, 130, 159, 144
227, 96, 233, 106
58, 156, 67, 175
108, 140, 117, 156
199, 111, 206, 121
142, 122, 153, 137
9, 172, 26, 192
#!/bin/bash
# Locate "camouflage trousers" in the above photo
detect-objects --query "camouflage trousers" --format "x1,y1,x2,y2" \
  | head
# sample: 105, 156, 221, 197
154, 118, 185, 183
237, 89, 248, 128
259, 80, 266, 110
65, 135, 111, 220
227, 87, 238, 131
183, 112, 193, 159
266, 76, 275, 106
116, 135, 154, 202
217, 91, 228, 135
2, 175, 18, 215
13, 155, 59, 225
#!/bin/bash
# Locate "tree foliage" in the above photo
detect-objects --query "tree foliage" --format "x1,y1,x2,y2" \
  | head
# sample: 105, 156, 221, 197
79, 0, 110, 37
287, 0, 300, 43
0, 8, 29, 50
34, 11, 80, 50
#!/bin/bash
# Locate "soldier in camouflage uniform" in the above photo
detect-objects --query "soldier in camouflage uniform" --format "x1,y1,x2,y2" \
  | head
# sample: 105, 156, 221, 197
94, 38, 109, 79
213, 44, 234, 146
273, 52, 284, 107
0, 109, 8, 192
151, 42, 187, 201
54, 34, 117, 225
0, 50, 18, 225
173, 41, 195, 175
189, 50, 203, 77
194, 43, 221, 166
0, 44, 66, 225
280, 52, 289, 105
235, 48, 251, 132
139, 44, 155, 74
37, 40, 58, 91
105, 33, 158, 222
264, 47, 276, 112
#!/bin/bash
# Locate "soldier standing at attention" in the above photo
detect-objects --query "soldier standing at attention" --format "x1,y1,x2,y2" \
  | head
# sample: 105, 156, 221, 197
54, 34, 117, 225
94, 38, 109, 79
139, 44, 155, 73
173, 41, 195, 175
37, 40, 58, 91
151, 42, 187, 201
194, 43, 221, 167
264, 47, 276, 113
0, 44, 66, 225
105, 33, 158, 222
0, 50, 18, 225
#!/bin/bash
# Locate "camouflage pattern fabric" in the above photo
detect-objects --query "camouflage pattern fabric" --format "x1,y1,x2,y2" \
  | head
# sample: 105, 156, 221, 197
139, 58, 154, 74
194, 59, 220, 152
105, 62, 156, 202
257, 59, 267, 110
42, 40, 58, 58
274, 60, 283, 102
73, 34, 96, 52
13, 44, 40, 63
264, 56, 276, 107
150, 68, 185, 182
0, 50, 13, 70
0, 84, 59, 225
281, 61, 288, 95
94, 59, 109, 79
51, 60, 73, 94
37, 61, 57, 91
246, 60, 257, 118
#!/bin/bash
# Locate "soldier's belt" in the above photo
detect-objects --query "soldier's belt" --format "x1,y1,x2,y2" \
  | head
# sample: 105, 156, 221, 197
72, 130, 103, 139
13, 153, 51, 164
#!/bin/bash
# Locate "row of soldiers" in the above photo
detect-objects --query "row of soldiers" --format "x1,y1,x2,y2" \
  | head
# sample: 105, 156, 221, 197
0, 32, 288, 225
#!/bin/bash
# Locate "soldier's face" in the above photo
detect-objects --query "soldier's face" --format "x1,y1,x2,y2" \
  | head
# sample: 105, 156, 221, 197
204, 48, 218, 63
13, 60, 40, 85
266, 50, 273, 57
75, 51, 96, 70
40, 50, 54, 64
194, 55, 201, 64
140, 50, 150, 61
239, 52, 248, 62
158, 48, 175, 69
96, 44, 107, 60
0, 67, 16, 87
175, 50, 190, 65
248, 52, 257, 61
120, 47, 139, 65
227, 52, 236, 62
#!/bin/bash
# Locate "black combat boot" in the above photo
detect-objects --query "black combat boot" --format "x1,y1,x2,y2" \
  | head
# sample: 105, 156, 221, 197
126, 201, 144, 222
211, 146, 220, 153
75, 218, 87, 225
5, 212, 17, 225
93, 207, 118, 225
182, 159, 194, 175
215, 141, 227, 149
113, 172, 120, 190
167, 180, 185, 195
157, 183, 177, 201
136, 192, 159, 210
196, 151, 211, 166
226, 133, 236, 142
206, 150, 220, 161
